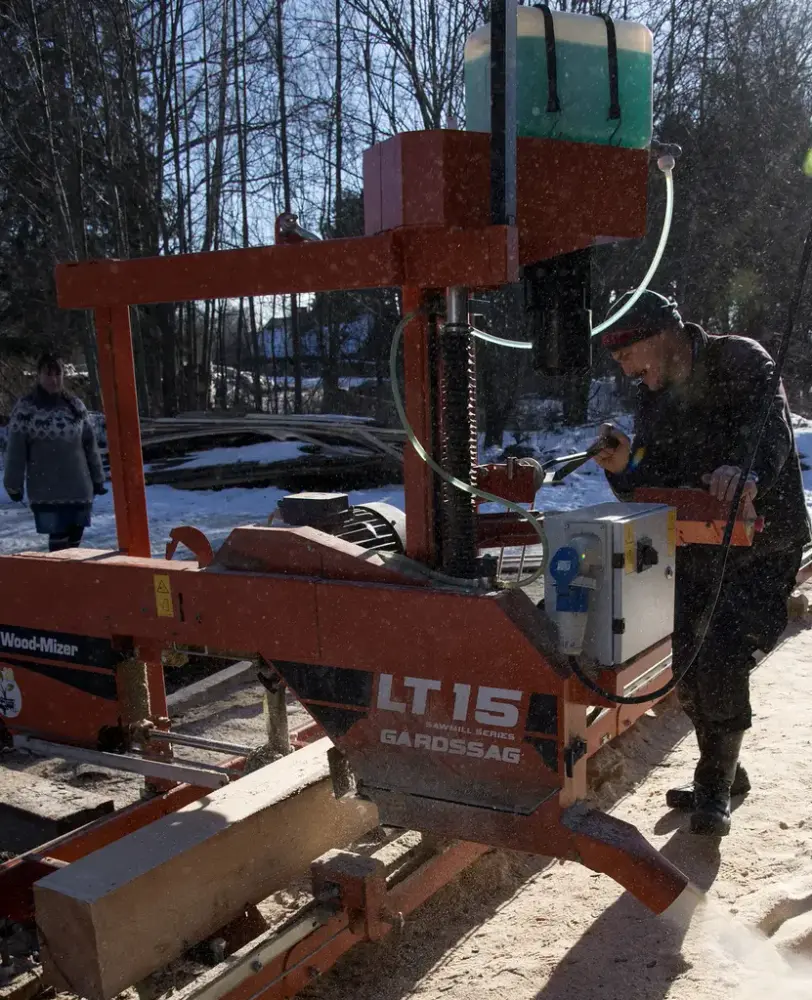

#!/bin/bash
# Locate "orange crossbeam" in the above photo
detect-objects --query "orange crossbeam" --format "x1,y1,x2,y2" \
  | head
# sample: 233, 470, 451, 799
477, 488, 761, 551
55, 226, 518, 309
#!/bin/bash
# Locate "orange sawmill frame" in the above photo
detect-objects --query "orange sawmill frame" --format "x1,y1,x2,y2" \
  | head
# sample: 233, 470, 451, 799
0, 130, 768, 1000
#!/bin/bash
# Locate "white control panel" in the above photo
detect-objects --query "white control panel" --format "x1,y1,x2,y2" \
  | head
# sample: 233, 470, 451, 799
544, 502, 676, 666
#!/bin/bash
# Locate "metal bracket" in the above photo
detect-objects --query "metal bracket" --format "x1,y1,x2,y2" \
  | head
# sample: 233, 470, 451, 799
311, 850, 389, 942
564, 736, 588, 778
13, 735, 232, 788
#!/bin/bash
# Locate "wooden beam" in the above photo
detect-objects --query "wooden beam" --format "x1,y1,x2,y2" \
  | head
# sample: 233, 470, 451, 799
34, 738, 379, 1000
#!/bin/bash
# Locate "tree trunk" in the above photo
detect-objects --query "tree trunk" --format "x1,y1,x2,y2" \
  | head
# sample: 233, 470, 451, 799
274, 0, 302, 412
562, 371, 590, 427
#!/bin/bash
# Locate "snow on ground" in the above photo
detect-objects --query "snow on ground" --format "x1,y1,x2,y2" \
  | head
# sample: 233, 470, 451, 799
1, 414, 811, 557
0, 414, 620, 557
169, 440, 308, 469
0, 484, 407, 557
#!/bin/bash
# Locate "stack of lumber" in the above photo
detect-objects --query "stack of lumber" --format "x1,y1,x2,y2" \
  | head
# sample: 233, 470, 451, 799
140, 414, 405, 460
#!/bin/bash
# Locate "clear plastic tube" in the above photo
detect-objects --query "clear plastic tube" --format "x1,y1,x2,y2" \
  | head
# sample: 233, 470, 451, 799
465, 158, 676, 347
592, 159, 675, 337
390, 312, 547, 590
469, 326, 533, 350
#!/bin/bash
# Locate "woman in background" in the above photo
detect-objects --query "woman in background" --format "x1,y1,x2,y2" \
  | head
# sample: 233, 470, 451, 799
3, 354, 106, 551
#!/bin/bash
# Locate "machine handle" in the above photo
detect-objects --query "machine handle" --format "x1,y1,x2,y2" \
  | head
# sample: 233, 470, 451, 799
165, 526, 215, 568
541, 432, 620, 485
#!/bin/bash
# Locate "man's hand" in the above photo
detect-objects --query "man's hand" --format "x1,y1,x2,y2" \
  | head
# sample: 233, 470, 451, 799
93, 483, 109, 496
592, 424, 631, 475
6, 489, 23, 503
702, 466, 758, 504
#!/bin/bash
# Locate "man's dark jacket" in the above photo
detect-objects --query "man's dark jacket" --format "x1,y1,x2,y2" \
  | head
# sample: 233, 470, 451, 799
606, 324, 811, 556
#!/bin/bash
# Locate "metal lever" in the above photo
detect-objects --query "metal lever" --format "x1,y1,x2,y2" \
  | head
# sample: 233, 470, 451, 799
541, 433, 620, 485
165, 526, 215, 567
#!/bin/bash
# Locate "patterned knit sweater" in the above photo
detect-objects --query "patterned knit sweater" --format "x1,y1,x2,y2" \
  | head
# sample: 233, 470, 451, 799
3, 388, 105, 506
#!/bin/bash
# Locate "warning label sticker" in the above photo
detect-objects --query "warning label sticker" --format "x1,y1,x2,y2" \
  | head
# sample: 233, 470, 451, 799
667, 509, 677, 556
624, 524, 635, 575
153, 575, 174, 618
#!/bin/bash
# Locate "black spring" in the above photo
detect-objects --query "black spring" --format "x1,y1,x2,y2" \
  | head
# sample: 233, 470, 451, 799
438, 325, 478, 577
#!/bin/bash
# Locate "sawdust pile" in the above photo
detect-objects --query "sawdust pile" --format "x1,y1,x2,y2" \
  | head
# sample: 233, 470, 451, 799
695, 893, 812, 999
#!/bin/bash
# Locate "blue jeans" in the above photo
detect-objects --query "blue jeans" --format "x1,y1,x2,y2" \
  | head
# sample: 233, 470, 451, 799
31, 503, 92, 552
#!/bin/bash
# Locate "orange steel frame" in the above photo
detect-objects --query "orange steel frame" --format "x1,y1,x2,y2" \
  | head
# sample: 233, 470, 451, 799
0, 131, 726, 999
50, 130, 648, 567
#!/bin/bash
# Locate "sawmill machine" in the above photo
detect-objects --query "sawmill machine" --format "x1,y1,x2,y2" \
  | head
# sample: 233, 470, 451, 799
0, 5, 771, 983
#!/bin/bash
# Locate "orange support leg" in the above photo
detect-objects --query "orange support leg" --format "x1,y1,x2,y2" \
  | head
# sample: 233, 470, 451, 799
94, 306, 150, 557
401, 286, 437, 565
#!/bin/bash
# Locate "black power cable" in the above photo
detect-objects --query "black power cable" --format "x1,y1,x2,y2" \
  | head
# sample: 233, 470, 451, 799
568, 210, 812, 706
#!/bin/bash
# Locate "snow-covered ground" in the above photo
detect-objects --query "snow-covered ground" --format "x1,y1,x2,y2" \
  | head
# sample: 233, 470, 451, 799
171, 440, 309, 469
1, 416, 811, 557
0, 482, 406, 557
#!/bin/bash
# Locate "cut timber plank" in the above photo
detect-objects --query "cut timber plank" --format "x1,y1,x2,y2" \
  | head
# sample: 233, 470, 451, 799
0, 769, 114, 854
34, 738, 378, 1000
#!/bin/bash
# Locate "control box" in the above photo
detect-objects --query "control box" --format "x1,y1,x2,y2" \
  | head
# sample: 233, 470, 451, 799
544, 502, 676, 666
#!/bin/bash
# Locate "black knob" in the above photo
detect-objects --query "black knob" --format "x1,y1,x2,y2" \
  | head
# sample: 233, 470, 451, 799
636, 541, 659, 573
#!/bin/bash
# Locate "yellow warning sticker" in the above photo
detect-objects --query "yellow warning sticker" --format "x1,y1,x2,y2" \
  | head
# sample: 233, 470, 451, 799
667, 509, 677, 556
153, 575, 174, 618
624, 524, 635, 575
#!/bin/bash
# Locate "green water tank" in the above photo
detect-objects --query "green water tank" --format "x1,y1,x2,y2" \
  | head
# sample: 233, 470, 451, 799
464, 7, 653, 149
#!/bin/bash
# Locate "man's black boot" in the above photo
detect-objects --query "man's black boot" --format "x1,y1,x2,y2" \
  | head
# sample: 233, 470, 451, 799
666, 766, 750, 811
666, 724, 750, 811
689, 731, 745, 837
666, 725, 707, 811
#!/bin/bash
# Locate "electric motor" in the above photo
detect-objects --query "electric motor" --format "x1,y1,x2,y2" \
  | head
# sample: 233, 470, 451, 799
276, 492, 406, 554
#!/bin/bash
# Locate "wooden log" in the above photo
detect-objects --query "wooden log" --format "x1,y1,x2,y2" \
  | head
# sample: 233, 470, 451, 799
34, 738, 378, 1000
144, 455, 402, 492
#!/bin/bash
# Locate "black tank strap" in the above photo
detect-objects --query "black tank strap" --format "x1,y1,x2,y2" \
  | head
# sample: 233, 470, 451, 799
597, 13, 621, 121
533, 5, 561, 113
